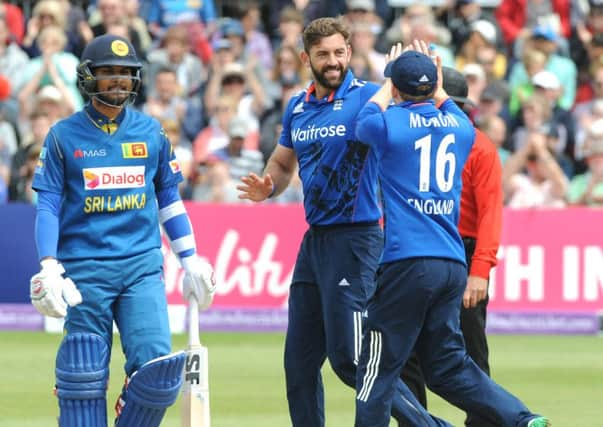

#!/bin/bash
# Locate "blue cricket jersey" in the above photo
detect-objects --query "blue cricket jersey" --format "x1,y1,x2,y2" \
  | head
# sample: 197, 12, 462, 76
355, 99, 475, 264
279, 70, 381, 225
32, 105, 183, 261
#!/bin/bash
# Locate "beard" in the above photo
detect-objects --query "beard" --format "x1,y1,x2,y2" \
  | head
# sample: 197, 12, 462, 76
309, 60, 348, 90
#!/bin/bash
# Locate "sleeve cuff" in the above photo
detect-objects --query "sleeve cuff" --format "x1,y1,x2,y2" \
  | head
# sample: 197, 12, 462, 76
469, 259, 495, 279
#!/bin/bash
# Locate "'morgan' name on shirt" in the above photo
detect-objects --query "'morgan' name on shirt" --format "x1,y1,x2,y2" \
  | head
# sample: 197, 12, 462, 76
291, 124, 347, 143
409, 112, 459, 128
408, 198, 455, 215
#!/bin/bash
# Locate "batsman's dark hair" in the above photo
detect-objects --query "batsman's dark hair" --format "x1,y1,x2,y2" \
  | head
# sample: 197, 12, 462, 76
302, 16, 350, 53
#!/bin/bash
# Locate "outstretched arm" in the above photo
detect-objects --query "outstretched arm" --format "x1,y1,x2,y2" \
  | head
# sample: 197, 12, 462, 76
237, 145, 297, 202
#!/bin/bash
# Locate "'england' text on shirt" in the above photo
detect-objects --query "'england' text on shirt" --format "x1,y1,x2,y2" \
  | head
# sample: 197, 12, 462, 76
409, 112, 459, 128
291, 124, 347, 143
408, 198, 455, 215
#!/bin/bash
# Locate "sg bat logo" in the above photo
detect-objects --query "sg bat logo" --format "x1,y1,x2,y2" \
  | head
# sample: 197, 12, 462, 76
185, 354, 201, 385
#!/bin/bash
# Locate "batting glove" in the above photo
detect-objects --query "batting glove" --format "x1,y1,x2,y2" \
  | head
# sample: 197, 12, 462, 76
30, 259, 82, 318
182, 255, 216, 311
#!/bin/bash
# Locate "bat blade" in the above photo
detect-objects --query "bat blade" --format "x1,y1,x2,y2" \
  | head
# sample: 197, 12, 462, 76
181, 344, 210, 426
181, 300, 210, 427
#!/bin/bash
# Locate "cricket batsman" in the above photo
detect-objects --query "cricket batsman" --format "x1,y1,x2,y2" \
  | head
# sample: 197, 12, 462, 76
29, 34, 216, 427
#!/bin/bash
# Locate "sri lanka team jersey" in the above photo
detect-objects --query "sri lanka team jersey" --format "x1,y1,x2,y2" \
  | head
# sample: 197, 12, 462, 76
32, 106, 183, 261
356, 99, 475, 265
279, 70, 381, 226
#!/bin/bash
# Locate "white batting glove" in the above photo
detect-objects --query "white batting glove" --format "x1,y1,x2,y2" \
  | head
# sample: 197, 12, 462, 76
181, 255, 216, 311
30, 259, 82, 318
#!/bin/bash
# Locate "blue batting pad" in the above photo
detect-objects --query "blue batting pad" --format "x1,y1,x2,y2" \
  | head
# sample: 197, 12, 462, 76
115, 351, 186, 427
55, 333, 110, 427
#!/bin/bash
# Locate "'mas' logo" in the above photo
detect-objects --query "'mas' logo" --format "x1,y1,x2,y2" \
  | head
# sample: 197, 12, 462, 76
83, 166, 145, 190
291, 124, 347, 143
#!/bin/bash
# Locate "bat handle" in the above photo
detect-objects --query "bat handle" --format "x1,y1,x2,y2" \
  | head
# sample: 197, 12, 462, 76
188, 297, 201, 347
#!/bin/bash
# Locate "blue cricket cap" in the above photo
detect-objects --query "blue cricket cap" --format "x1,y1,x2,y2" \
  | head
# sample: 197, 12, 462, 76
384, 51, 437, 97
531, 26, 557, 42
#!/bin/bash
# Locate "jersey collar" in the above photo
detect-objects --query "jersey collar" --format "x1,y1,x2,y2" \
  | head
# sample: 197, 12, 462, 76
304, 69, 355, 103
84, 103, 126, 134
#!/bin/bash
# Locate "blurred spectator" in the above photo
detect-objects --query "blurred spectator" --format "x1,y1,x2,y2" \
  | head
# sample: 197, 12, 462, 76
503, 130, 568, 208
19, 85, 70, 144
21, 0, 84, 58
234, 1, 273, 71
9, 110, 51, 201
142, 65, 202, 143
532, 71, 576, 166
574, 64, 603, 166
0, 0, 24, 44
10, 141, 41, 204
574, 33, 603, 105
90, 0, 145, 58
146, 24, 206, 101
203, 60, 268, 136
123, 0, 152, 53
260, 71, 305, 164
462, 63, 487, 105
508, 47, 548, 116
510, 92, 554, 152
194, 94, 237, 164
0, 111, 13, 193
58, 0, 93, 57
0, 88, 16, 157
274, 6, 304, 50
0, 17, 28, 128
161, 118, 194, 199
16, 25, 81, 127
191, 160, 233, 202
456, 19, 506, 81
349, 21, 386, 82
349, 51, 376, 82
146, 0, 217, 63
507, 26, 577, 110
478, 114, 511, 164
436, 0, 496, 53
210, 115, 264, 180
343, 0, 384, 39
475, 80, 511, 125
495, 0, 572, 52
569, 0, 603, 80
567, 119, 603, 205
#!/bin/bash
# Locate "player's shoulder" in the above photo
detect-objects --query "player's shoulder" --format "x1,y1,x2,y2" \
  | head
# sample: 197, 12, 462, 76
346, 78, 380, 99
473, 128, 497, 155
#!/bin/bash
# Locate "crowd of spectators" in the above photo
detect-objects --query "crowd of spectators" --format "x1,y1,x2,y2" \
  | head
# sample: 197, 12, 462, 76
0, 0, 603, 207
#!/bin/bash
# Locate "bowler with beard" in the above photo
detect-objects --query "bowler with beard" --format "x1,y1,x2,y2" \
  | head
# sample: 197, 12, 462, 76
238, 16, 416, 427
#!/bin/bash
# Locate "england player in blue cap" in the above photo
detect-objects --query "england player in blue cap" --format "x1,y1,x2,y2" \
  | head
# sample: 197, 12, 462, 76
353, 40, 550, 427
238, 16, 423, 427
29, 34, 216, 427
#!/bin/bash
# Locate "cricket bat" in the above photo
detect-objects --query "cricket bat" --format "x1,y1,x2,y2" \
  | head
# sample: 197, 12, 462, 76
181, 297, 211, 427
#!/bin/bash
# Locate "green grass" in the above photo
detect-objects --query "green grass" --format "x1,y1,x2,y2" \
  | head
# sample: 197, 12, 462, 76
1, 332, 601, 426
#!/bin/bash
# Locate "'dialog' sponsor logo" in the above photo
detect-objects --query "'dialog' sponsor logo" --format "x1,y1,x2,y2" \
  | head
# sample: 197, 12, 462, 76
82, 166, 146, 190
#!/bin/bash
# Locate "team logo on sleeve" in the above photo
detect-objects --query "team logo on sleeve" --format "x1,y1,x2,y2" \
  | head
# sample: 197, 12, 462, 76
169, 159, 181, 174
83, 166, 145, 190
121, 142, 148, 158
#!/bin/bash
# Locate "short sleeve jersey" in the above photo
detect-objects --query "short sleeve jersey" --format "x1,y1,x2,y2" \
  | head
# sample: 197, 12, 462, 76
32, 107, 183, 261
356, 99, 475, 264
278, 70, 381, 225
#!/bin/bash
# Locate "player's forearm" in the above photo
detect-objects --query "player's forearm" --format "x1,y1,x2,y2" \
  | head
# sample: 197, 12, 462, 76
263, 157, 294, 198
157, 186, 196, 260
35, 191, 61, 260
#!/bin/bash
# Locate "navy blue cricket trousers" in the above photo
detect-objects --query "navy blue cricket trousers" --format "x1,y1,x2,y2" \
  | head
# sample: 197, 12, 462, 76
355, 258, 538, 427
